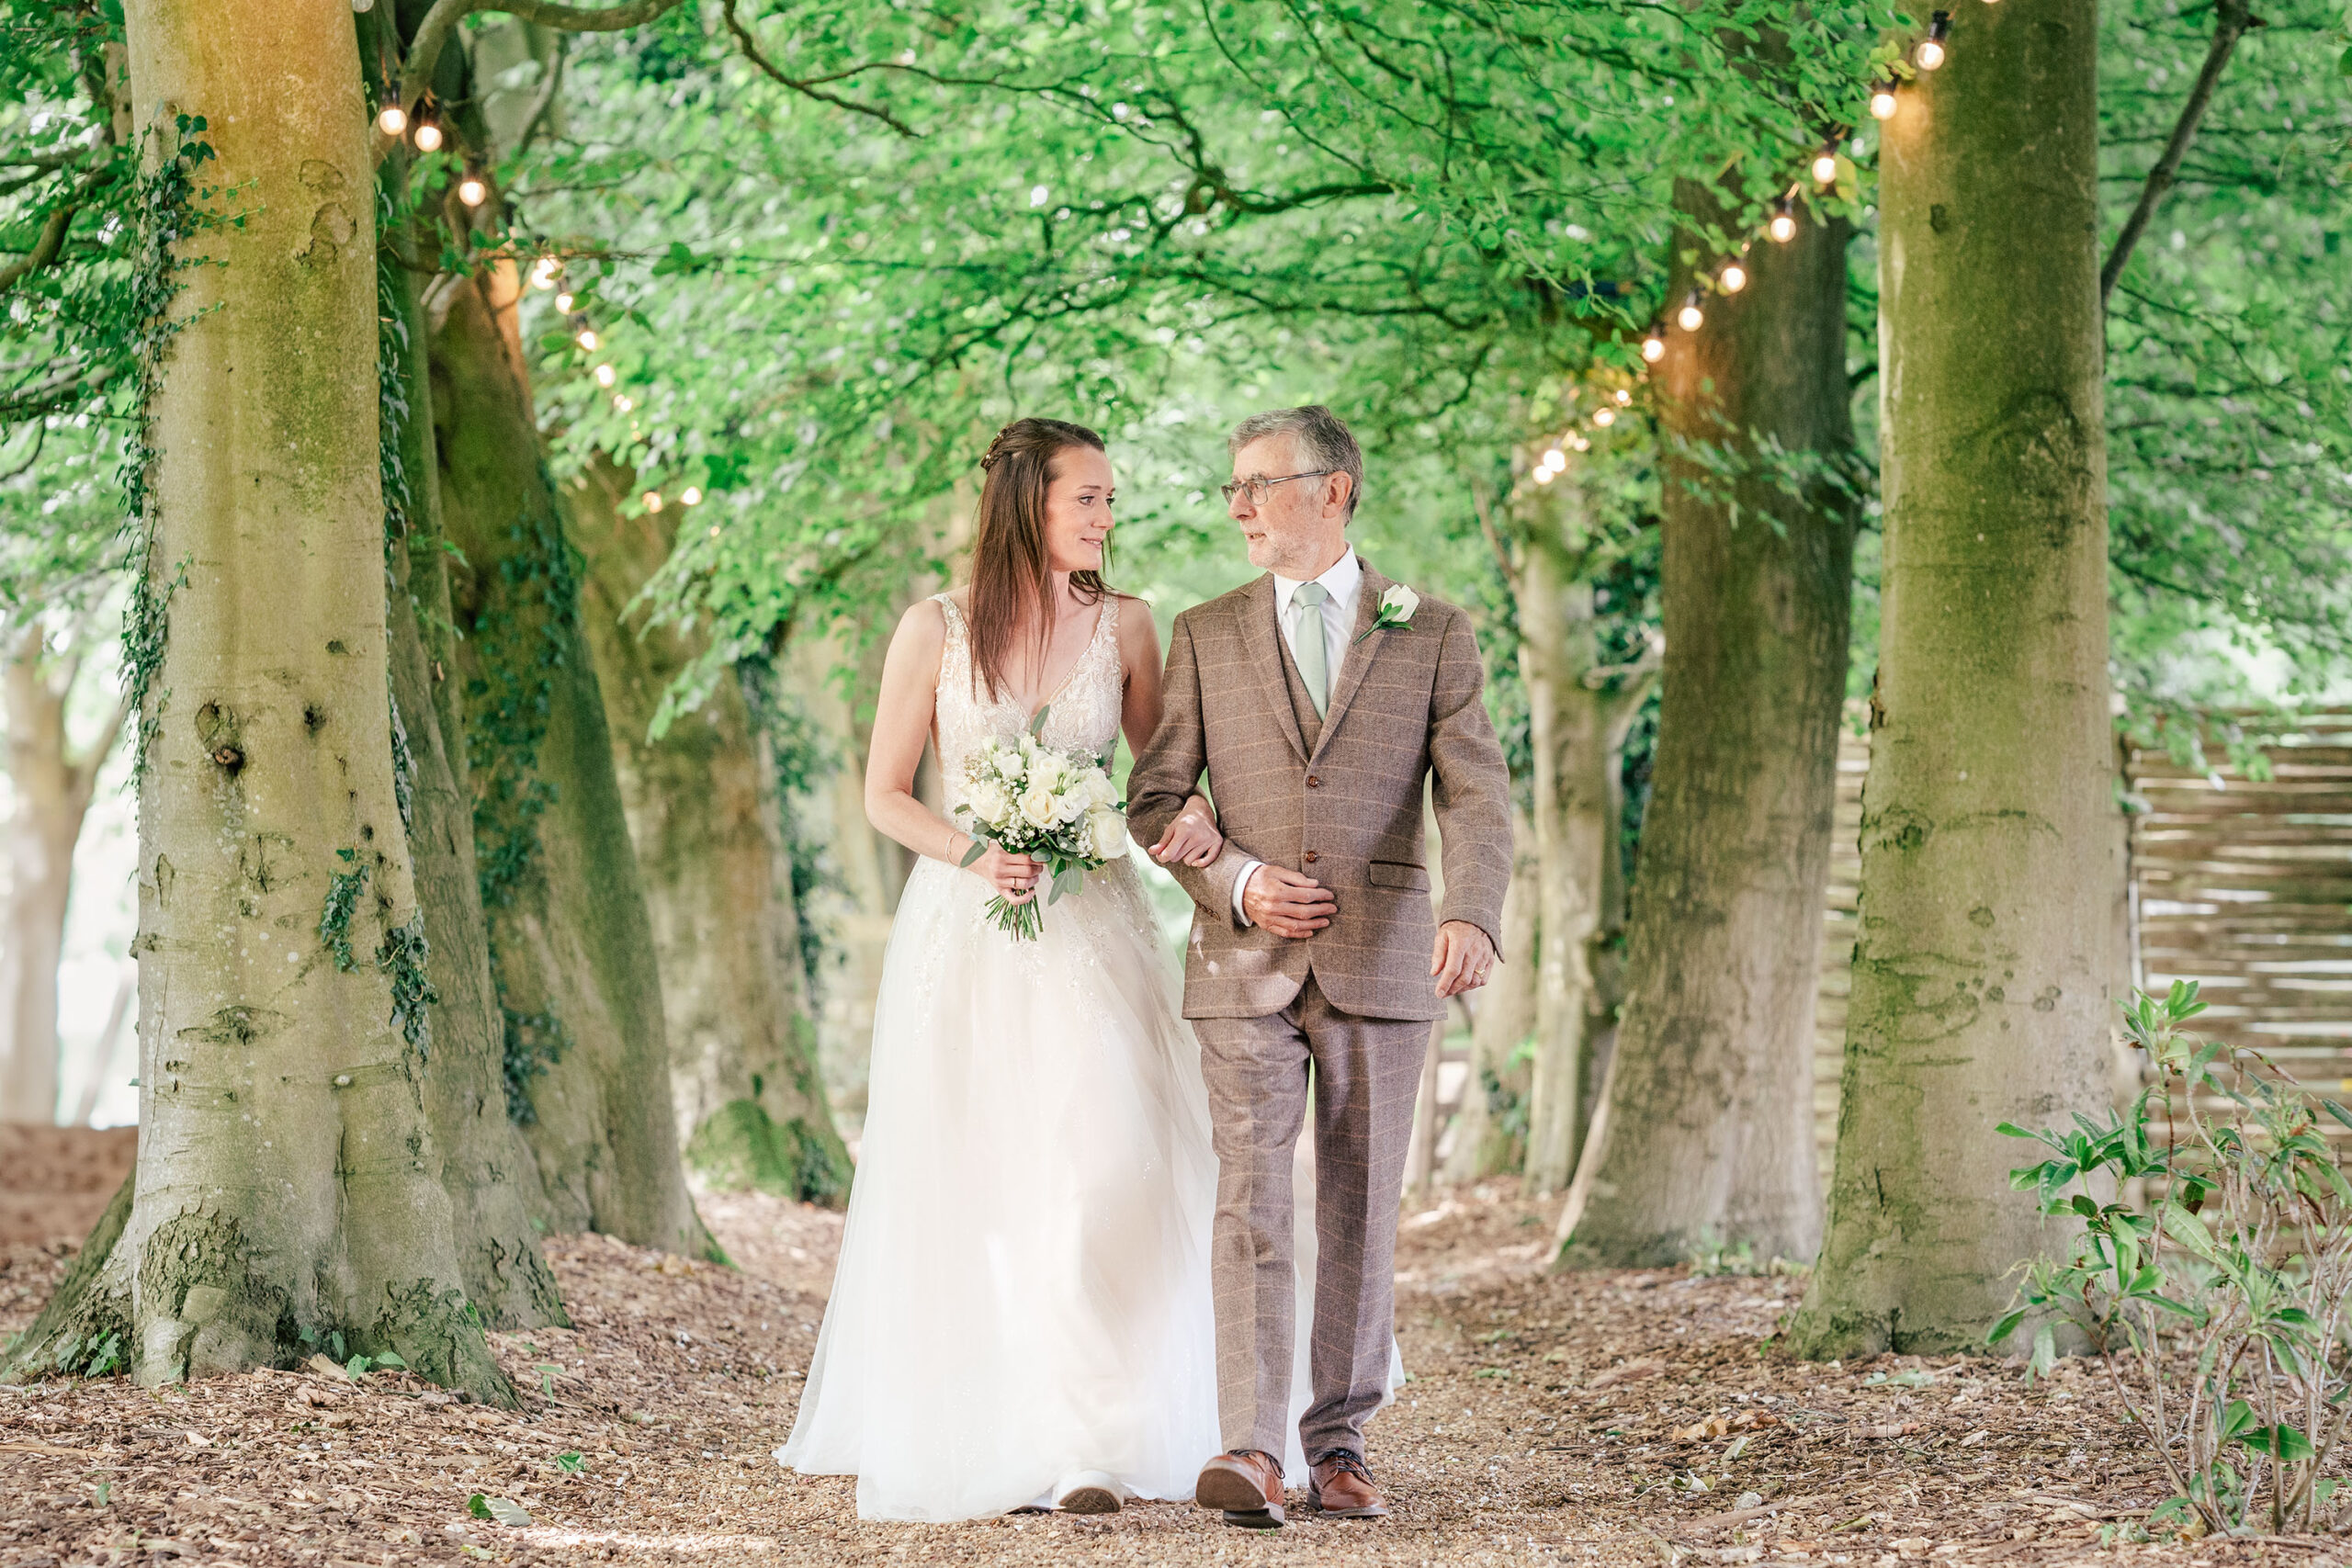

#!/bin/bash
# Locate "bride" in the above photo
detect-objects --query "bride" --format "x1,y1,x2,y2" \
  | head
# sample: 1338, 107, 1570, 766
776, 418, 1393, 1521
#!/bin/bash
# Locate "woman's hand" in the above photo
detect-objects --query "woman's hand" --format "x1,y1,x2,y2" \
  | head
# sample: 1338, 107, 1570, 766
965, 840, 1043, 904
1149, 794, 1225, 868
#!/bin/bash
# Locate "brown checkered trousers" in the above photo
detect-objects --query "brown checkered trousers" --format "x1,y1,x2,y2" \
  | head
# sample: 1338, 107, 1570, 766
1129, 558, 1512, 1462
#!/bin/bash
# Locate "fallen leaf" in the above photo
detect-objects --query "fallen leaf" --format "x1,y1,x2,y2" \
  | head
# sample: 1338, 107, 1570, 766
1671, 1415, 1730, 1442
1859, 1421, 1923, 1438
1590, 1357, 1667, 1391
306, 1354, 350, 1382
0, 1439, 90, 1457
1959, 1428, 1990, 1447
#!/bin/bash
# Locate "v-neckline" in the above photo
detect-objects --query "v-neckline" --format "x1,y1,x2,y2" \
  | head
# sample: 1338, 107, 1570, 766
1012, 601, 1109, 726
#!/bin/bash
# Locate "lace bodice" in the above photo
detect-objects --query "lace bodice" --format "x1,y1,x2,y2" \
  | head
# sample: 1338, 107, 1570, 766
933, 592, 1125, 810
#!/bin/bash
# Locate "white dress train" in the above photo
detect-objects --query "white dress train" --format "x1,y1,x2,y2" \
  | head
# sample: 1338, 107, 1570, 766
777, 593, 1396, 1522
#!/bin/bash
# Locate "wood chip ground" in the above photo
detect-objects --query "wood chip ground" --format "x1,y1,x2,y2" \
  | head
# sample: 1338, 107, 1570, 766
2, 1182, 2338, 1565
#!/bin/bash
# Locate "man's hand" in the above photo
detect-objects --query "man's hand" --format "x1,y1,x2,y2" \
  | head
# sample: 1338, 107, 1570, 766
1241, 865, 1338, 939
1431, 920, 1498, 998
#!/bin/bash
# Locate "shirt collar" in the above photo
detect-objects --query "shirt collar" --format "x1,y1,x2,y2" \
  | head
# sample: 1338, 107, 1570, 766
1272, 547, 1361, 617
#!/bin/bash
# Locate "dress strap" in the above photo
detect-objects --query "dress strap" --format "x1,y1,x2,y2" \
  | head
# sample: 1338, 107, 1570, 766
933, 592, 972, 695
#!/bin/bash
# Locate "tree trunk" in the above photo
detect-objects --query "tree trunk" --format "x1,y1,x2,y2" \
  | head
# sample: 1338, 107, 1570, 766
1517, 476, 1615, 1195
1560, 183, 1857, 1268
1443, 806, 1537, 1184
375, 140, 564, 1326
6, 0, 507, 1397
568, 458, 851, 1203
0, 628, 119, 1124
426, 269, 712, 1259
1786, 0, 2114, 1356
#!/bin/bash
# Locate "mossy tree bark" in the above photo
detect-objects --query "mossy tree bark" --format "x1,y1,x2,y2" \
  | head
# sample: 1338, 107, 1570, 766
1786, 0, 2115, 1356
372, 111, 563, 1327
4, 0, 508, 1398
567, 458, 850, 1204
1560, 182, 1857, 1268
1517, 468, 1657, 1195
426, 270, 712, 1260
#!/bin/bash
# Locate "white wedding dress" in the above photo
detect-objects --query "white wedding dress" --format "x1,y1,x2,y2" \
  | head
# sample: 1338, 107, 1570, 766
777, 592, 1396, 1522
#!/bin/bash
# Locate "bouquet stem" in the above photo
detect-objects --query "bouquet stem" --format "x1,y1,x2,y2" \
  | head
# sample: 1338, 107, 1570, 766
983, 894, 1046, 942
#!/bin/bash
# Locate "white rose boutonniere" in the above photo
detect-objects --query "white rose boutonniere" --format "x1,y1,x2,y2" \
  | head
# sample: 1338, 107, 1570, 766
1357, 582, 1420, 644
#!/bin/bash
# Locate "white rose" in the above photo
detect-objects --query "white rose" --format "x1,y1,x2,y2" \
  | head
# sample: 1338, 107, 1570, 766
997, 746, 1026, 782
1381, 583, 1420, 624
1031, 753, 1069, 794
1018, 784, 1062, 830
1057, 787, 1088, 825
1080, 770, 1120, 809
965, 778, 1012, 828
1082, 807, 1127, 862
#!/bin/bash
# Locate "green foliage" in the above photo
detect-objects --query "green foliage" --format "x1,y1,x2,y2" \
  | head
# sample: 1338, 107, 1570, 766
377, 911, 436, 1062
500, 1005, 571, 1126
318, 849, 370, 972
1993, 983, 2352, 1537
683, 1096, 852, 1205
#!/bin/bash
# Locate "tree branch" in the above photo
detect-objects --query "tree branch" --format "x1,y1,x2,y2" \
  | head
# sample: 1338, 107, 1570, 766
2100, 0, 2261, 307
400, 0, 689, 111
719, 0, 918, 137
0, 203, 77, 296
1468, 472, 1517, 592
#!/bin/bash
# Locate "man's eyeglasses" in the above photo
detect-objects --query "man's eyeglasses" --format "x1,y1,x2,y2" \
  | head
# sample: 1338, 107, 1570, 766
1219, 469, 1335, 506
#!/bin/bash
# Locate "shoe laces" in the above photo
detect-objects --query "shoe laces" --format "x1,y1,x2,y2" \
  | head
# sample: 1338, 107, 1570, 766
1312, 1448, 1373, 1483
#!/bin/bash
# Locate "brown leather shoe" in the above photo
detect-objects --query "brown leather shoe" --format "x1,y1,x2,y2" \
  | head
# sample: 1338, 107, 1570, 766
1308, 1449, 1388, 1518
1195, 1449, 1285, 1529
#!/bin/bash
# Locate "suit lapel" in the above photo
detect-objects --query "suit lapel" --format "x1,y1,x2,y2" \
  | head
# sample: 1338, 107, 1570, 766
1313, 558, 1390, 765
1236, 572, 1309, 765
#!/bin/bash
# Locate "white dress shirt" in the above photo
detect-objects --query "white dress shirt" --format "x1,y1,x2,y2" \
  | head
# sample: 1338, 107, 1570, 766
1232, 548, 1362, 926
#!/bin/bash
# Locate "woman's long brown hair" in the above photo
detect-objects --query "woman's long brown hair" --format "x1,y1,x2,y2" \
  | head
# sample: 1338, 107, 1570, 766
966, 418, 1109, 701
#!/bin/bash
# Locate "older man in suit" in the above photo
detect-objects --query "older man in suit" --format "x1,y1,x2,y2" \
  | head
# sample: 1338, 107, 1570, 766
1130, 405, 1512, 1529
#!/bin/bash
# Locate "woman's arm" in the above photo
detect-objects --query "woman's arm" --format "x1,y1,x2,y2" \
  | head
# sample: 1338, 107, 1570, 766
865, 600, 1041, 901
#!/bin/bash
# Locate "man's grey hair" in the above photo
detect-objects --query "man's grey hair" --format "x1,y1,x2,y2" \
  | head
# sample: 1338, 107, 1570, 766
1228, 404, 1363, 519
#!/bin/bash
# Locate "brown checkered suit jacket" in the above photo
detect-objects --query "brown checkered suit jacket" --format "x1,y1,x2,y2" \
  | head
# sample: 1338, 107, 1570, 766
1130, 559, 1513, 1022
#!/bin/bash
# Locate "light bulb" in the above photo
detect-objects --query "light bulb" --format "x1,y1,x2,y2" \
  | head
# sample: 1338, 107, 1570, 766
1571, 435, 1590, 452
1592, 407, 1617, 428
554, 291, 575, 312
377, 105, 408, 137
1721, 263, 1748, 294
1533, 466, 1556, 485
1641, 333, 1666, 364
413, 120, 443, 152
643, 491, 664, 513
1812, 151, 1838, 185
1614, 388, 1633, 405
594, 364, 616, 388
614, 395, 633, 412
1870, 83, 1899, 120
1677, 298, 1704, 333
1543, 447, 1566, 470
576, 327, 598, 352
1918, 11, 1951, 67
1769, 202, 1797, 243
458, 175, 488, 208
681, 487, 703, 506
529, 257, 560, 290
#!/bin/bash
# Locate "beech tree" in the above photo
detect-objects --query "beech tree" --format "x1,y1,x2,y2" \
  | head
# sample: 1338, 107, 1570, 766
1787, 0, 2116, 1355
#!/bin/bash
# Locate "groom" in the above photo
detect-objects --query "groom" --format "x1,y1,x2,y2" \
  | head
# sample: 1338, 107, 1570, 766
1131, 406, 1511, 1528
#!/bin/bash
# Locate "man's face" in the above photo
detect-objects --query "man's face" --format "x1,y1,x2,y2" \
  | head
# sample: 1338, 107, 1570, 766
1227, 433, 1350, 577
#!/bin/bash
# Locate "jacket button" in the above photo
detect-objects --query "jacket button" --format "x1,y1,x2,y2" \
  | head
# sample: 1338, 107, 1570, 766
1305, 774, 1320, 788
1303, 851, 1318, 863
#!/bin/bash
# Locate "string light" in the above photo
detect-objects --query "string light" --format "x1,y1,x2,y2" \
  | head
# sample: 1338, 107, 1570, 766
376, 104, 408, 137
575, 322, 599, 352
1542, 446, 1566, 469
1869, 80, 1899, 120
1592, 407, 1617, 427
413, 115, 444, 153
1720, 261, 1748, 294
1613, 389, 1632, 406
1770, 197, 1797, 243
1811, 146, 1839, 185
594, 364, 616, 388
458, 170, 488, 208
1533, 466, 1557, 485
681, 487, 703, 506
1641, 331, 1666, 363
643, 491, 664, 513
1917, 11, 1951, 68
554, 290, 576, 312
614, 395, 633, 412
1677, 289, 1705, 333
529, 257, 561, 290
1571, 434, 1590, 452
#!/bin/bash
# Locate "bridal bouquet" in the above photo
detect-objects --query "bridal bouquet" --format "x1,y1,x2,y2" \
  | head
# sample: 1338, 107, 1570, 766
953, 709, 1129, 941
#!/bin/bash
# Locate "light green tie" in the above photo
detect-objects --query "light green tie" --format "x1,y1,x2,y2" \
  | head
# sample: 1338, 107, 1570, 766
1290, 581, 1330, 718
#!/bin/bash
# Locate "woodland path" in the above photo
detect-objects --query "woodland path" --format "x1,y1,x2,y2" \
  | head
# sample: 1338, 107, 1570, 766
0, 1155, 2318, 1568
